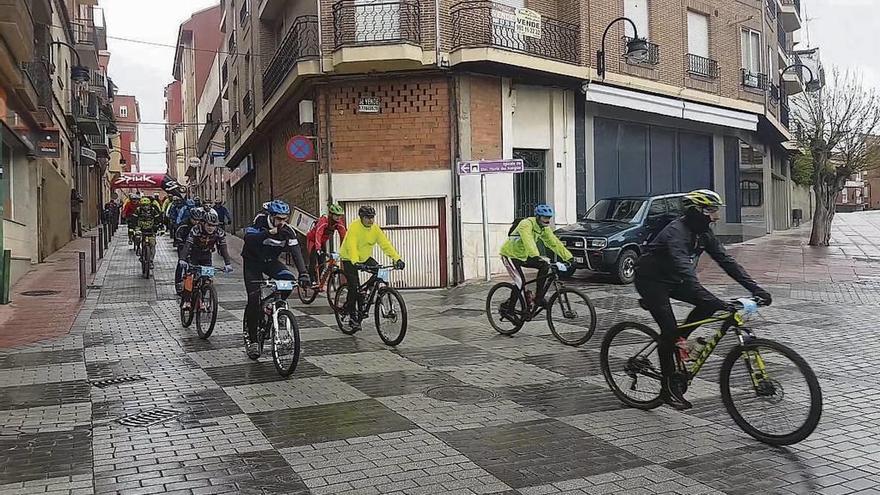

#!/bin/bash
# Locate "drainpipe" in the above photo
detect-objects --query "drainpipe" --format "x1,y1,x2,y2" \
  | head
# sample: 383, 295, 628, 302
434, 0, 441, 68
449, 75, 463, 285
324, 90, 334, 203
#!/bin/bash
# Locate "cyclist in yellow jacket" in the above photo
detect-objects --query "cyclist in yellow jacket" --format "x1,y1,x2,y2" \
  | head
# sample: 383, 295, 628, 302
339, 205, 405, 330
500, 203, 573, 310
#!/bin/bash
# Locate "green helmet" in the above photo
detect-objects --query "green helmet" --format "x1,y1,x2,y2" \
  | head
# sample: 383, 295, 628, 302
328, 203, 344, 215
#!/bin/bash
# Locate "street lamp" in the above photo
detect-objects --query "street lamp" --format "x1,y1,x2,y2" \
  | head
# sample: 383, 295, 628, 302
780, 63, 818, 92
597, 17, 649, 78
50, 41, 90, 83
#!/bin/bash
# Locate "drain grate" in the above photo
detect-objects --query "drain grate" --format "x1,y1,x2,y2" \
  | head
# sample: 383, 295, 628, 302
117, 408, 180, 428
21, 290, 61, 296
425, 385, 498, 404
90, 375, 146, 388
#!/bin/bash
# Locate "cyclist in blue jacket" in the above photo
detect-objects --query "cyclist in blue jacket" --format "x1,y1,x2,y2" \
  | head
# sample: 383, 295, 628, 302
242, 199, 309, 358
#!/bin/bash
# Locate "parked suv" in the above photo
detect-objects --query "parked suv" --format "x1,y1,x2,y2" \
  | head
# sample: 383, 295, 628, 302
554, 193, 686, 283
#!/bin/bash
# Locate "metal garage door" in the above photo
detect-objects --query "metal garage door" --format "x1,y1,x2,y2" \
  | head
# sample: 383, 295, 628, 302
343, 198, 446, 288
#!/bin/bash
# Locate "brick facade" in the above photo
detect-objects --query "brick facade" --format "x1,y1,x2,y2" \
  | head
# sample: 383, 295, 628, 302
467, 75, 502, 160
319, 76, 451, 174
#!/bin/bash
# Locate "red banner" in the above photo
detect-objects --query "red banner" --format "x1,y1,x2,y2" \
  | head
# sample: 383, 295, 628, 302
111, 173, 185, 198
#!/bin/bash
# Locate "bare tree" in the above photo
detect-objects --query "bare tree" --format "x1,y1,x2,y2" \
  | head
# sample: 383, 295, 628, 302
791, 69, 880, 246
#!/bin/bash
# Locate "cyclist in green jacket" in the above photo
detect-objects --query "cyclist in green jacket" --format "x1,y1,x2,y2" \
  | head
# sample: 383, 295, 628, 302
500, 204, 573, 310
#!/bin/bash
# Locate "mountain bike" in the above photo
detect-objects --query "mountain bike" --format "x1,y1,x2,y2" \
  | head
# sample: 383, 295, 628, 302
485, 262, 596, 346
599, 297, 822, 446
243, 279, 301, 377
297, 251, 345, 310
333, 264, 407, 346
139, 231, 157, 279
179, 265, 228, 339
131, 227, 141, 256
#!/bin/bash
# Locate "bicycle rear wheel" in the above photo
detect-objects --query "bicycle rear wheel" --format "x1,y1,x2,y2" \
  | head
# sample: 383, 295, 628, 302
485, 283, 526, 336
195, 283, 218, 339
180, 297, 194, 328
297, 272, 318, 304
333, 286, 358, 334
271, 309, 301, 377
720, 338, 822, 446
375, 287, 407, 346
600, 322, 665, 410
546, 288, 597, 346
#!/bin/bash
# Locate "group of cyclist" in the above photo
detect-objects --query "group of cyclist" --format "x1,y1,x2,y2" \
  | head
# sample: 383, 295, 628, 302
499, 189, 772, 411
118, 184, 768, 411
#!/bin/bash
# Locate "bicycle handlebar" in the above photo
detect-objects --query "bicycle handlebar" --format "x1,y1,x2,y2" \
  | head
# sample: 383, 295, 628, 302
729, 296, 770, 308
355, 264, 397, 272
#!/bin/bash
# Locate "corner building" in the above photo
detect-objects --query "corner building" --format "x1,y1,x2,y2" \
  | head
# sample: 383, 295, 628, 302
221, 0, 820, 286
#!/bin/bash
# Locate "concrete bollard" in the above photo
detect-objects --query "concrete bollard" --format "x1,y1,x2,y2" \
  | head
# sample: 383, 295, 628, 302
98, 228, 104, 260
79, 252, 86, 299
90, 236, 97, 274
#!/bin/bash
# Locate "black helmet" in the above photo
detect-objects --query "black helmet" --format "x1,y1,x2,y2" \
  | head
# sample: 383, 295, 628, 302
193, 196, 202, 206
190, 207, 206, 222
358, 205, 376, 218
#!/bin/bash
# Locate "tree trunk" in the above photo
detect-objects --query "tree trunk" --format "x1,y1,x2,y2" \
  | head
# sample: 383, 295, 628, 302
809, 180, 838, 246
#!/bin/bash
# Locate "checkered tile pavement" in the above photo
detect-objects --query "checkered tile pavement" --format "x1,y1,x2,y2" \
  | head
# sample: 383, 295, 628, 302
2, 228, 880, 494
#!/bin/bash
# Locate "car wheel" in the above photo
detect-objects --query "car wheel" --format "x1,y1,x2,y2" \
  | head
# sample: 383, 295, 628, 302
615, 249, 638, 284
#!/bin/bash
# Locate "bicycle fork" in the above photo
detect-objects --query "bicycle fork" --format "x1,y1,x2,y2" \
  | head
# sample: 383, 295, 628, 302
737, 329, 771, 391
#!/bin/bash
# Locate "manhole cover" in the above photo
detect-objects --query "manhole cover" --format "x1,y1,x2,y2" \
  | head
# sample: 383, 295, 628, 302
425, 385, 497, 404
20, 290, 60, 297
117, 408, 180, 428
90, 375, 145, 388
440, 308, 485, 317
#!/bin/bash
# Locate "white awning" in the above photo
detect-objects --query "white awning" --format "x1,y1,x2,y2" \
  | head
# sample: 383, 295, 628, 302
584, 83, 759, 131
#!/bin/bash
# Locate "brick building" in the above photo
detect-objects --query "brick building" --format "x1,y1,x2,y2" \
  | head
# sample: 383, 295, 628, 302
111, 94, 139, 172
217, 0, 821, 286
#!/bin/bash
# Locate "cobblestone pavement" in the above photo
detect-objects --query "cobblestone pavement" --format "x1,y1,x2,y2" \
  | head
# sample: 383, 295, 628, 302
3, 224, 880, 495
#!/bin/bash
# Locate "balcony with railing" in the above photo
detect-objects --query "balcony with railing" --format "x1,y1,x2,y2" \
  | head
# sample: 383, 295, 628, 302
243, 90, 253, 119
262, 15, 319, 101
333, 0, 421, 47
224, 131, 231, 157
239, 0, 249, 27
766, 0, 777, 21
782, 52, 805, 95
73, 17, 100, 68
20, 59, 52, 119
450, 1, 580, 67
86, 131, 110, 158
686, 53, 719, 79
231, 111, 240, 138
741, 69, 768, 91
221, 59, 228, 88
779, 0, 802, 32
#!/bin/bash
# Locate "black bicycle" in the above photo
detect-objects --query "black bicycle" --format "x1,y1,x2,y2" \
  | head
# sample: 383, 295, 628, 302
485, 262, 596, 346
333, 264, 407, 346
179, 265, 227, 339
599, 297, 822, 446
243, 279, 302, 377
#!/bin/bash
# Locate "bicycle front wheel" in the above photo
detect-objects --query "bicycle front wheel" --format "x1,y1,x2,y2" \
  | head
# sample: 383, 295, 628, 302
327, 270, 345, 311
720, 338, 822, 446
271, 309, 301, 377
546, 288, 597, 346
600, 322, 665, 410
485, 283, 526, 336
195, 283, 218, 339
180, 297, 194, 328
333, 286, 358, 334
375, 287, 407, 346
297, 275, 318, 304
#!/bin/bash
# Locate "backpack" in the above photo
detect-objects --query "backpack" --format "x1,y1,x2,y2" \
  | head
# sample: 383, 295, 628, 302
508, 217, 525, 236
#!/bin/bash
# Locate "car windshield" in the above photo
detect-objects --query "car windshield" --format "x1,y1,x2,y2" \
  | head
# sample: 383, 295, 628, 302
583, 199, 646, 224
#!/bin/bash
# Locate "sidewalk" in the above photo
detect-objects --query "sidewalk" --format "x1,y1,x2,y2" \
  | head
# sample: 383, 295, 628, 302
698, 213, 880, 284
0, 228, 114, 348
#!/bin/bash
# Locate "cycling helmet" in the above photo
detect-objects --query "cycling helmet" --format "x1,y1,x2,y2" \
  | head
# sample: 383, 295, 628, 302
328, 203, 344, 216
266, 199, 290, 216
204, 208, 219, 225
131, 193, 141, 201
193, 196, 202, 206
190, 207, 206, 222
534, 203, 555, 217
358, 205, 376, 218
684, 189, 724, 209
139, 197, 152, 206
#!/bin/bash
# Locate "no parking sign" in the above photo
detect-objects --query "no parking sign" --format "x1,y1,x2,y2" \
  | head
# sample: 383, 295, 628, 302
286, 135, 314, 162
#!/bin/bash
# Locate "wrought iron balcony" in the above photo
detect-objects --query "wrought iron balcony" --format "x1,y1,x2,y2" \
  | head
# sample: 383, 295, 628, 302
74, 17, 96, 44
332, 0, 421, 48
686, 53, 718, 79
224, 131, 230, 157
231, 111, 240, 137
243, 90, 253, 118
770, 82, 780, 103
451, 1, 579, 65
623, 36, 659, 66
741, 69, 768, 91
262, 15, 319, 101
221, 59, 228, 87
21, 59, 52, 112
239, 1, 249, 26
766, 0, 777, 21
781, 97, 790, 127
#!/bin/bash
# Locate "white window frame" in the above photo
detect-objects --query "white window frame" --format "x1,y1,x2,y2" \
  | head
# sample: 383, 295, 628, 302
687, 10, 709, 58
741, 28, 762, 74
119, 105, 128, 118
624, 0, 650, 39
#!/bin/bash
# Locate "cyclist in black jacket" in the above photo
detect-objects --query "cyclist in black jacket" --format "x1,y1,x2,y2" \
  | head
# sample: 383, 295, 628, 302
242, 199, 309, 359
635, 189, 772, 410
